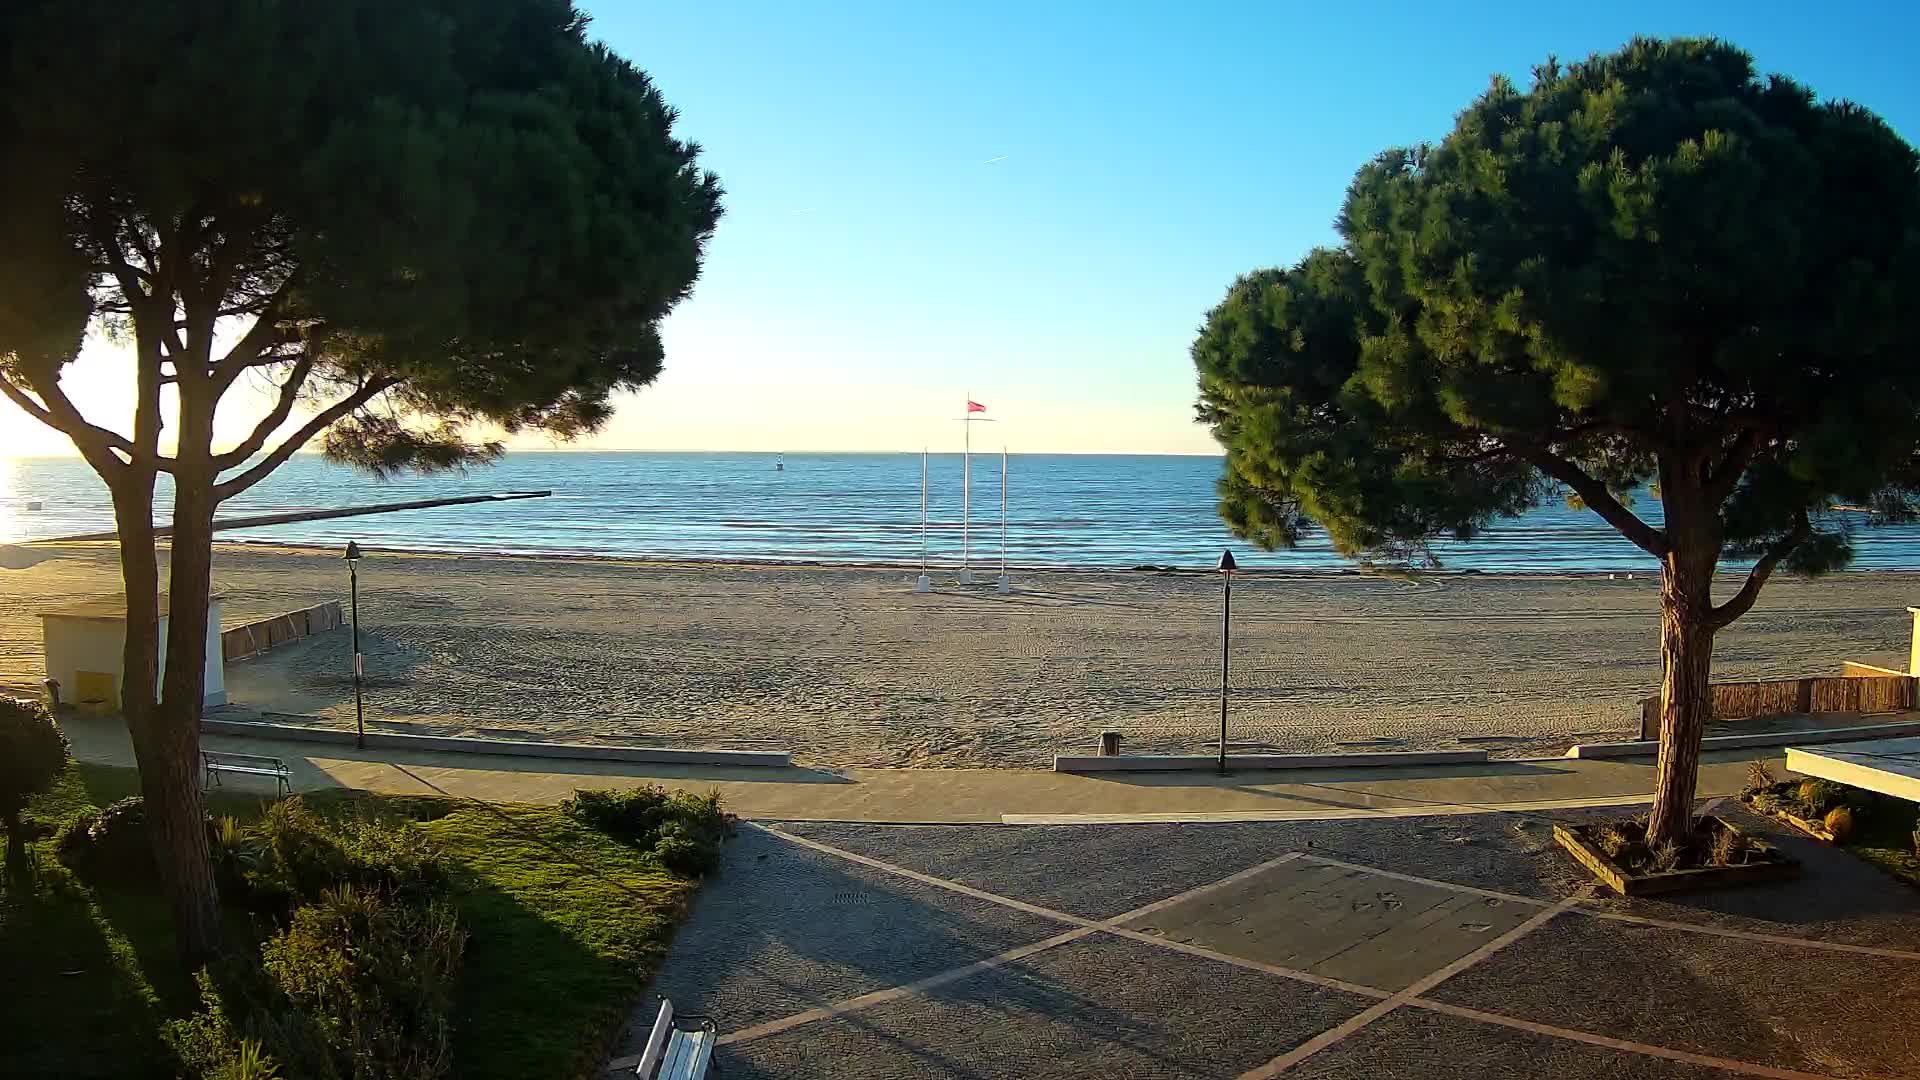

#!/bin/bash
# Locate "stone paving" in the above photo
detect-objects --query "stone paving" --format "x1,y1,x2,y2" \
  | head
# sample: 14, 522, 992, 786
620, 803, 1920, 1079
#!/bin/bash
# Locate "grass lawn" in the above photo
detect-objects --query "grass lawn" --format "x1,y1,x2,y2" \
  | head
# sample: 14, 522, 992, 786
1, 763, 703, 1080
1847, 795, 1920, 890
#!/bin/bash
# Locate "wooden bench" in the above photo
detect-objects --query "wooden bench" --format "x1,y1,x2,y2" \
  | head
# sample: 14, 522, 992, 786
201, 750, 291, 798
633, 999, 716, 1079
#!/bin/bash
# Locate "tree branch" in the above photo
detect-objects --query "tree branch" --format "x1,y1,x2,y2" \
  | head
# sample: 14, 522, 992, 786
1709, 509, 1812, 630
211, 356, 314, 470
1522, 449, 1669, 557
0, 371, 155, 473
1705, 429, 1766, 505
211, 273, 301, 393
212, 377, 399, 502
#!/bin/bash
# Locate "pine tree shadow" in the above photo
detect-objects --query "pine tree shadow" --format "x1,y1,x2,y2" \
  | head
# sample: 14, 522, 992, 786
0, 868, 178, 1079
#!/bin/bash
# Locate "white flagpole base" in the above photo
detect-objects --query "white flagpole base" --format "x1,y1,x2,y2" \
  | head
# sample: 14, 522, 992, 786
958, 569, 975, 586
913, 574, 932, 593
996, 574, 1011, 594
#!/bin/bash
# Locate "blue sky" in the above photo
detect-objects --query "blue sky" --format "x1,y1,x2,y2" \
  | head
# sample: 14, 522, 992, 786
7, 1, 1919, 456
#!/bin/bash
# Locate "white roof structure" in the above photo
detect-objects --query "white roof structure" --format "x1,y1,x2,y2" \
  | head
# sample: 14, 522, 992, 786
1787, 737, 1920, 802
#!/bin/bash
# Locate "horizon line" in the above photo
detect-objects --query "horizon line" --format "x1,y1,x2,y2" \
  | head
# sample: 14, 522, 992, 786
6, 447, 1228, 460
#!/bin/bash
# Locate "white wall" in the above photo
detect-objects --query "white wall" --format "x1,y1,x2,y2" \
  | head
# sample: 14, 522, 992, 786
41, 598, 226, 708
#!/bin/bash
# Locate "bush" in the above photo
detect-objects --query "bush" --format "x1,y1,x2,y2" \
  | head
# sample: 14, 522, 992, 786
1796, 779, 1842, 815
261, 886, 464, 1080
170, 972, 285, 1080
1744, 759, 1776, 794
561, 786, 732, 876
55, 795, 155, 885
1824, 806, 1858, 843
236, 798, 449, 913
1, 695, 70, 872
1708, 823, 1749, 866
173, 886, 464, 1080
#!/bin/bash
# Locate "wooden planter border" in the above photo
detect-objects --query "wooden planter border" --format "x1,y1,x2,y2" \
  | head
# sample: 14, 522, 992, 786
1553, 815, 1800, 897
1738, 795, 1839, 843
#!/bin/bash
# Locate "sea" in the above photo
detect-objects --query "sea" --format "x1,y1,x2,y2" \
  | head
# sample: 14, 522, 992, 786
4, 451, 1918, 573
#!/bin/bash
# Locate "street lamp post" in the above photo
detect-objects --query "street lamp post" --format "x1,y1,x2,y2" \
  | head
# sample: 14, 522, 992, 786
345, 542, 365, 750
1217, 549, 1236, 776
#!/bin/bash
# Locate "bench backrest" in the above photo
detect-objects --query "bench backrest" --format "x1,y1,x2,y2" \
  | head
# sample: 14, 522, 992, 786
203, 751, 289, 771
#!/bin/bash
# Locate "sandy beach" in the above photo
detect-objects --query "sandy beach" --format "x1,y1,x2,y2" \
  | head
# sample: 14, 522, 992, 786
1, 541, 1912, 767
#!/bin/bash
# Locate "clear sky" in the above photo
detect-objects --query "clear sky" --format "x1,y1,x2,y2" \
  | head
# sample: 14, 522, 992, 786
6, 1, 1918, 457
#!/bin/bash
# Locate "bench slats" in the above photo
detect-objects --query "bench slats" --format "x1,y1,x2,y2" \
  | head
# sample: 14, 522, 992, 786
202, 751, 292, 797
658, 1029, 713, 1080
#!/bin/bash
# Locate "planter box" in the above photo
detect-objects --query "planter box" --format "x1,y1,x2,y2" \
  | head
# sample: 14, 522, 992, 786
1553, 816, 1800, 897
1738, 795, 1838, 843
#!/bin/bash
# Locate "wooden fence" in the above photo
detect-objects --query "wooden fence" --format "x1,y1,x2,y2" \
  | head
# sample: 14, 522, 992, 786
1637, 665, 1916, 739
221, 601, 344, 662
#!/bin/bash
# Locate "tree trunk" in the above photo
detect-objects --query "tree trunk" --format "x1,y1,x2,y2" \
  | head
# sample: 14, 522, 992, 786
1645, 484, 1721, 848
110, 473, 222, 965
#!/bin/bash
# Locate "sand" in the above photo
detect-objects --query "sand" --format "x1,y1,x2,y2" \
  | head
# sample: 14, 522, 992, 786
1, 541, 1913, 768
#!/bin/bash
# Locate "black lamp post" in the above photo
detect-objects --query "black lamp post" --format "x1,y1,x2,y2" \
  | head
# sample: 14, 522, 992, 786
1217, 549, 1236, 776
345, 541, 365, 750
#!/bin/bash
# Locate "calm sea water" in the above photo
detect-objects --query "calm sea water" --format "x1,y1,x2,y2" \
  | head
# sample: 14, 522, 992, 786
3, 451, 1918, 572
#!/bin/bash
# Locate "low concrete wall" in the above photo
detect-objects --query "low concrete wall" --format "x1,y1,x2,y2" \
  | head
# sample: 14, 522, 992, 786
1568, 718, 1920, 760
223, 602, 344, 662
199, 716, 792, 767
1053, 749, 1490, 773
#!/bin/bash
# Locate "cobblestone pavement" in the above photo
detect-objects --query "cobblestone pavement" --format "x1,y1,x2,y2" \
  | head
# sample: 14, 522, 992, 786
619, 804, 1920, 1079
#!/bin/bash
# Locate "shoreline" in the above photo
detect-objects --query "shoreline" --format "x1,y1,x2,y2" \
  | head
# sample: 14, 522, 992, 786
23, 536, 1920, 582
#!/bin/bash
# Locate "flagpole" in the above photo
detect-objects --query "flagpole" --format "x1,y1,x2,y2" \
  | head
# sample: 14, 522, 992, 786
961, 393, 972, 585
997, 446, 1010, 594
914, 448, 931, 593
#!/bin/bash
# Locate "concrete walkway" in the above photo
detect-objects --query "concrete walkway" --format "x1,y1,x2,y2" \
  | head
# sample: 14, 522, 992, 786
635, 810, 1920, 1078
62, 713, 1771, 823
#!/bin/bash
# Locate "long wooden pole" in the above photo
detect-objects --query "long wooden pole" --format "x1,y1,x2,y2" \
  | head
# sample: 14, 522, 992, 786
920, 449, 928, 572
962, 394, 971, 574
37, 490, 553, 543
1000, 446, 1008, 576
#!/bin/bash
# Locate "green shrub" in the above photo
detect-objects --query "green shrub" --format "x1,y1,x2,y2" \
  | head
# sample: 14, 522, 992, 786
173, 886, 464, 1080
1824, 806, 1857, 842
1708, 824, 1748, 866
1796, 779, 1842, 815
561, 786, 676, 840
653, 835, 712, 877
0, 695, 70, 873
169, 971, 285, 1080
55, 795, 154, 885
329, 813, 449, 905
562, 786, 732, 876
260, 886, 464, 1080
237, 798, 449, 913
1647, 840, 1687, 874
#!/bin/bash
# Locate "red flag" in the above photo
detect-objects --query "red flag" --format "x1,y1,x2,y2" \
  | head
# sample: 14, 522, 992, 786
966, 400, 986, 413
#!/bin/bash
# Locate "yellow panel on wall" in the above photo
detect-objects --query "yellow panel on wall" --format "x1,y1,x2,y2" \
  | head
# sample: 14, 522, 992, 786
73, 670, 117, 713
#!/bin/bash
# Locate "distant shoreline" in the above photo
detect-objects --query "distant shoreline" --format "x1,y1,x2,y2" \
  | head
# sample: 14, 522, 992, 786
21, 536, 1920, 581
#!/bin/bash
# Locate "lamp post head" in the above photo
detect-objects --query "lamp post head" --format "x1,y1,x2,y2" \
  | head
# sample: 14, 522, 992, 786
1217, 550, 1237, 575
344, 541, 362, 563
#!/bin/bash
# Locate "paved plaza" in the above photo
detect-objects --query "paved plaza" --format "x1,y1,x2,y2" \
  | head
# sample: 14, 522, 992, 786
619, 804, 1920, 1079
